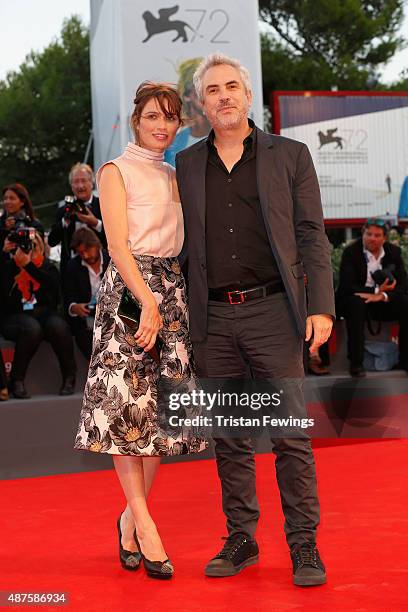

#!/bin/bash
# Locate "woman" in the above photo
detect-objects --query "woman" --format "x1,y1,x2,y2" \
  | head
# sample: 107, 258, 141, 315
1, 230, 77, 398
74, 82, 207, 579
0, 183, 44, 253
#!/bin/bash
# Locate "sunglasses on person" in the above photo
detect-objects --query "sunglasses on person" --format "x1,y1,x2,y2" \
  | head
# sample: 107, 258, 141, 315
365, 218, 388, 233
366, 218, 387, 227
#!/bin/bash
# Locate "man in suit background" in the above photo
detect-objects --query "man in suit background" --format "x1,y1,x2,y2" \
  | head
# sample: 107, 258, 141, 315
176, 53, 334, 586
336, 218, 408, 377
48, 163, 107, 277
63, 227, 109, 360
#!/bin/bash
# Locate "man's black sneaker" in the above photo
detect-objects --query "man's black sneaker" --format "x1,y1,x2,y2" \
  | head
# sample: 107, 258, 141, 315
291, 542, 326, 586
205, 534, 259, 577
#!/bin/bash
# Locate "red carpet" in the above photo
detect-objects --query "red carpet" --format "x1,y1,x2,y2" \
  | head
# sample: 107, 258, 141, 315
1, 440, 408, 611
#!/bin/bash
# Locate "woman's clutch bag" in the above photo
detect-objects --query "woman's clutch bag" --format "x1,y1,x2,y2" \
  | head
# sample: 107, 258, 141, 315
117, 288, 163, 363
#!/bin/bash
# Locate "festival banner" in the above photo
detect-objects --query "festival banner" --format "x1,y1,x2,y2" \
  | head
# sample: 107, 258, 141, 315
274, 92, 408, 221
90, 0, 263, 169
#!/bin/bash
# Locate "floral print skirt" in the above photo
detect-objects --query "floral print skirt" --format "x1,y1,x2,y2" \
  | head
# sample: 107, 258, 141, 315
74, 255, 208, 456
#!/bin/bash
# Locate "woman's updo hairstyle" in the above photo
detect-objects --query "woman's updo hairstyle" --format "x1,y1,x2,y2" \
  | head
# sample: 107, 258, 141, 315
130, 81, 183, 142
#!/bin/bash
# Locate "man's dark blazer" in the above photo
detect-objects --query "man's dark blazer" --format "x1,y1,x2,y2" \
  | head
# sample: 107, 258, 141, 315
175, 127, 335, 342
62, 249, 110, 333
336, 238, 408, 311
48, 195, 107, 274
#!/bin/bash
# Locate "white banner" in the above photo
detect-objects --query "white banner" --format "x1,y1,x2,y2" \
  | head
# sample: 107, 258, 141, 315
281, 106, 408, 220
90, 0, 263, 169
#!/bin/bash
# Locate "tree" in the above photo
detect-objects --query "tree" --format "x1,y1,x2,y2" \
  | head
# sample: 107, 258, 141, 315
259, 0, 405, 94
388, 68, 408, 90
0, 16, 91, 226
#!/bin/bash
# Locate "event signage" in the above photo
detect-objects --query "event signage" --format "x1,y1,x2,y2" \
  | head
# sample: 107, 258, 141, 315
90, 0, 263, 168
274, 92, 408, 221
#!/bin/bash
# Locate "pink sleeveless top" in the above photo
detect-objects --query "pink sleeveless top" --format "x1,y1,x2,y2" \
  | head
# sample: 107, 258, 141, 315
96, 142, 184, 257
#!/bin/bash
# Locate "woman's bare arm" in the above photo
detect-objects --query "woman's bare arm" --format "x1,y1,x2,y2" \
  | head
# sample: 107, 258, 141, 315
98, 163, 162, 351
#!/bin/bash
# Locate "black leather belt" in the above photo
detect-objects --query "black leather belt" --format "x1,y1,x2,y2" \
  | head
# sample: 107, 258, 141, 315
208, 280, 286, 304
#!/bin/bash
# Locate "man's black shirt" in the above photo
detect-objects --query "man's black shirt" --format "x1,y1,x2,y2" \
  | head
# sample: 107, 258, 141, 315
205, 120, 281, 290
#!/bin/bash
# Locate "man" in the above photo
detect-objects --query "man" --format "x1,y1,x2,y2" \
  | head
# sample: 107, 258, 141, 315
336, 218, 408, 377
48, 163, 107, 276
63, 228, 109, 360
175, 53, 335, 586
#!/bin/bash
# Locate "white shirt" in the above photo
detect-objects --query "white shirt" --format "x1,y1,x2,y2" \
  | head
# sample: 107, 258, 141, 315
68, 252, 104, 316
81, 253, 104, 298
364, 246, 384, 287
363, 246, 388, 299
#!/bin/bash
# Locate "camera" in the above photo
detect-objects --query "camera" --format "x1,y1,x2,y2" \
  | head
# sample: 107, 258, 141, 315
63, 195, 89, 219
87, 302, 96, 315
86, 301, 96, 331
7, 227, 36, 253
6, 212, 36, 252
371, 265, 395, 286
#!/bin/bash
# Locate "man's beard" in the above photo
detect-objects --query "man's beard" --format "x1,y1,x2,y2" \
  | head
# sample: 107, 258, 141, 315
213, 106, 247, 130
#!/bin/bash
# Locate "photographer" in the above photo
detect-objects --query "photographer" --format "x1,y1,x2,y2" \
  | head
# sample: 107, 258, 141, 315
0, 230, 77, 399
62, 228, 109, 360
336, 218, 408, 377
0, 183, 44, 256
47, 163, 106, 276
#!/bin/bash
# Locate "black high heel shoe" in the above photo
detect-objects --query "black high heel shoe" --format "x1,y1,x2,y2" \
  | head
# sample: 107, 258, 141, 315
134, 532, 174, 579
117, 515, 142, 571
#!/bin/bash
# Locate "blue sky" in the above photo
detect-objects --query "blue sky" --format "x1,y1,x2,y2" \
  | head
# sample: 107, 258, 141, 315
0, 0, 407, 84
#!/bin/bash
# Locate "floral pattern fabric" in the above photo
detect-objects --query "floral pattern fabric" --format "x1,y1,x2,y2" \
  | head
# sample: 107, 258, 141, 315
74, 255, 208, 456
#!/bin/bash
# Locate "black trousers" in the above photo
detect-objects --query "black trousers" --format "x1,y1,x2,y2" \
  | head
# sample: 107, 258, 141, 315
342, 294, 408, 367
73, 327, 93, 361
2, 310, 77, 382
0, 350, 7, 388
193, 292, 320, 549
